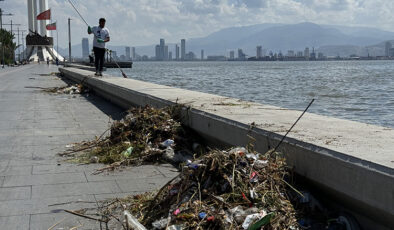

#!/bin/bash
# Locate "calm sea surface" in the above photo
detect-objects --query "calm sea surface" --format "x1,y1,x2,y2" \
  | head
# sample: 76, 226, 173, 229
107, 61, 394, 128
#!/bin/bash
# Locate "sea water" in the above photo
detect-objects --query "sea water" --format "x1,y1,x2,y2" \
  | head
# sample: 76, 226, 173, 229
107, 60, 394, 128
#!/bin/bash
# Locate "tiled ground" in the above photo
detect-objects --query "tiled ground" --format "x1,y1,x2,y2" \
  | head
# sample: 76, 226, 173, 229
0, 64, 178, 229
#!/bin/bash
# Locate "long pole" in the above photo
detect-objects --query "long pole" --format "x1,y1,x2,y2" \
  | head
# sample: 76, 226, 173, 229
17, 27, 19, 62
68, 18, 71, 63
22, 31, 24, 61
56, 26, 58, 60
10, 20, 13, 62
1, 9, 3, 68
67, 0, 89, 27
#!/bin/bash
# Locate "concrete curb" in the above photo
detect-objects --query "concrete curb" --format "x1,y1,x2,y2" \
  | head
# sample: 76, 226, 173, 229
59, 67, 393, 229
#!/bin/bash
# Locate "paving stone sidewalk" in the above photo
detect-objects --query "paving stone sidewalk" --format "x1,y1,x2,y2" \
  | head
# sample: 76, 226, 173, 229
0, 64, 178, 229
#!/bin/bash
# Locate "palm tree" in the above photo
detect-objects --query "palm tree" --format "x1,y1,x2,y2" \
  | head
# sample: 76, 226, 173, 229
0, 29, 17, 65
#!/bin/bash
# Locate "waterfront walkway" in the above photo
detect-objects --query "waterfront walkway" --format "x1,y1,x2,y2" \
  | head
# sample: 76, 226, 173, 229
0, 64, 177, 229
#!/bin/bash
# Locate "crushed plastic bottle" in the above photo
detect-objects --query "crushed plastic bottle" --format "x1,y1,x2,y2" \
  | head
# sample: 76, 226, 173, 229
242, 211, 267, 229
122, 147, 134, 157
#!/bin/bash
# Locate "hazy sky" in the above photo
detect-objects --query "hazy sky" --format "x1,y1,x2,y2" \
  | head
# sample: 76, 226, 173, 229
3, 0, 394, 47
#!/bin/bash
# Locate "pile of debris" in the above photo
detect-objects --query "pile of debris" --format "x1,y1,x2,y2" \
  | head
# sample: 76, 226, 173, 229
61, 106, 203, 173
43, 83, 89, 95
94, 147, 298, 230
60, 106, 360, 230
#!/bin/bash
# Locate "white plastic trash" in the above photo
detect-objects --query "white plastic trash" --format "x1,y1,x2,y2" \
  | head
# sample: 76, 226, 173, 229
161, 139, 175, 147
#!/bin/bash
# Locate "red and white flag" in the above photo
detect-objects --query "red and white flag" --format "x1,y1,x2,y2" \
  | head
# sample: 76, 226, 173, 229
37, 9, 51, 20
46, 22, 56, 30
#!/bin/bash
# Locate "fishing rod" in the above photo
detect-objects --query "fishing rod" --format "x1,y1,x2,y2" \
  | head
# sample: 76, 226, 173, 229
67, 0, 128, 78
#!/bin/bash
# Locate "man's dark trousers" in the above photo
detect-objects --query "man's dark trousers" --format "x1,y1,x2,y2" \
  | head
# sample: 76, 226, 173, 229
93, 47, 106, 72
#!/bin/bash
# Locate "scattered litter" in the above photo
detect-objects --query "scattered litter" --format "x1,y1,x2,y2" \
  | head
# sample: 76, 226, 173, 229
173, 209, 181, 216
152, 218, 169, 229
43, 84, 89, 95
58, 105, 360, 229
198, 212, 207, 219
122, 146, 134, 157
60, 106, 205, 173
124, 210, 147, 230
78, 147, 300, 229
167, 225, 184, 230
160, 139, 175, 148
37, 72, 58, 77
242, 212, 266, 229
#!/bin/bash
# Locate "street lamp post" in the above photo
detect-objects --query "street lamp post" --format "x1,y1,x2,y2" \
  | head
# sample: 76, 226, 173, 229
68, 18, 71, 63
17, 27, 19, 62
21, 31, 24, 61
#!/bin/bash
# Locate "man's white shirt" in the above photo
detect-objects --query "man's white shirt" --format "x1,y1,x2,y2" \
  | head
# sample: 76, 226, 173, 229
92, 26, 110, 49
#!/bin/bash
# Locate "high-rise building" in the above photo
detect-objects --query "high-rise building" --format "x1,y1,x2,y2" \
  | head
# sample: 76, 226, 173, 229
297, 51, 303, 57
181, 39, 186, 60
310, 47, 316, 60
131, 47, 136, 60
230, 51, 235, 59
155, 39, 169, 61
175, 44, 180, 60
256, 46, 262, 58
155, 45, 161, 60
304, 47, 310, 59
164, 45, 169, 60
238, 49, 246, 60
125, 47, 131, 60
169, 51, 172, 60
201, 50, 204, 60
82, 38, 89, 59
160, 39, 165, 60
385, 41, 392, 57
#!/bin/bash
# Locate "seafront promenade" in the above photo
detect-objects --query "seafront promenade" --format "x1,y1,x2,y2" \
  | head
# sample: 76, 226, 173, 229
0, 63, 392, 229
0, 64, 177, 229
60, 66, 393, 229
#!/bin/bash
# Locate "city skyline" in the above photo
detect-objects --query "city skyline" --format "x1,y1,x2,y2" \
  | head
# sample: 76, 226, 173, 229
4, 1, 394, 48
69, 37, 394, 62
61, 20, 394, 61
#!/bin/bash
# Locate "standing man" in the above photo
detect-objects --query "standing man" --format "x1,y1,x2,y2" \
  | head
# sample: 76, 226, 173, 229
88, 18, 110, 76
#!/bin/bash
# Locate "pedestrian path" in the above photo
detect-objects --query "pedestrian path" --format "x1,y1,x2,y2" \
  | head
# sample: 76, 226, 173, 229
0, 64, 177, 229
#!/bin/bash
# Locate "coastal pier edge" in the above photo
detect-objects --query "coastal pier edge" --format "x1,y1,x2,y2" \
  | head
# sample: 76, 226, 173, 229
59, 67, 394, 229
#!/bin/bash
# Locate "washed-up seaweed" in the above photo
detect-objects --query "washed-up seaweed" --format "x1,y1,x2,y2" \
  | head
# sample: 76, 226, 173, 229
61, 106, 204, 173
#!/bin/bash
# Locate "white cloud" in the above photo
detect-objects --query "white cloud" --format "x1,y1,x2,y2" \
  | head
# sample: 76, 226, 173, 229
3, 0, 394, 48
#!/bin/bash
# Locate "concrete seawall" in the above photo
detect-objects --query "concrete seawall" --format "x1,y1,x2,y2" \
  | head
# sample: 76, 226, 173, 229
59, 67, 394, 229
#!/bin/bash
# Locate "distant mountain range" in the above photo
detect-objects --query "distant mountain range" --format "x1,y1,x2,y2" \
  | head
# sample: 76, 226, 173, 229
59, 22, 394, 58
